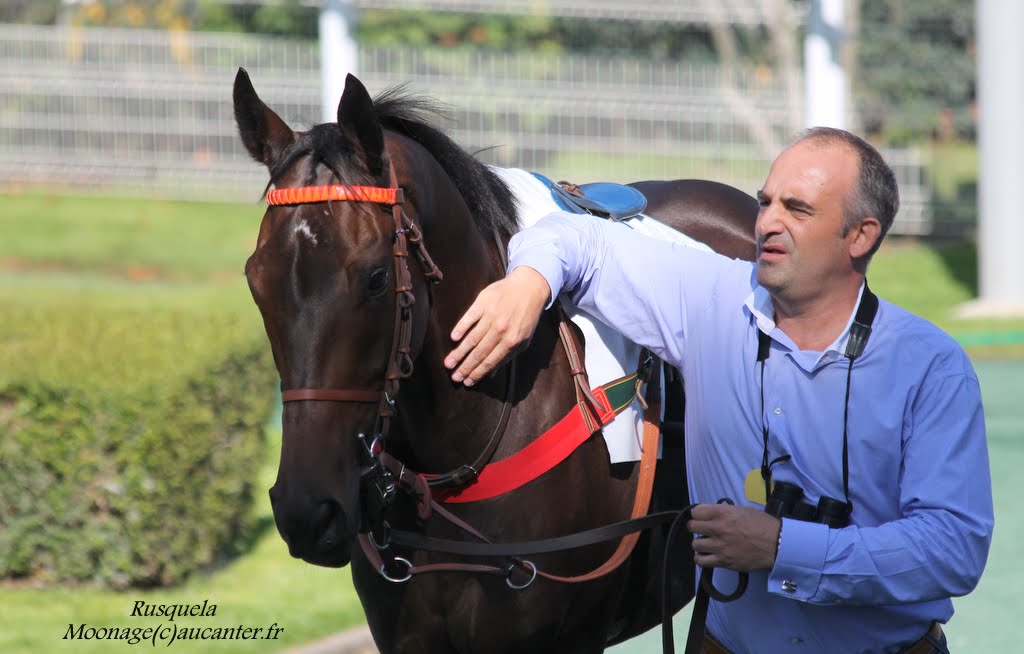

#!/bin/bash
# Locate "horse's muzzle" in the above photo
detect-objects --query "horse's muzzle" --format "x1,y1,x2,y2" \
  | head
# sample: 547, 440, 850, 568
269, 487, 355, 567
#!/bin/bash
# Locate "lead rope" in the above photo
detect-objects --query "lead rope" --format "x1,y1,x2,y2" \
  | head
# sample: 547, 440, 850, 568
674, 498, 749, 654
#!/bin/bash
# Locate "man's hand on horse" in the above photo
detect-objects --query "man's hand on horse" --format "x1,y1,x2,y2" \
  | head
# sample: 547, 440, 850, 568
445, 266, 551, 386
687, 503, 782, 572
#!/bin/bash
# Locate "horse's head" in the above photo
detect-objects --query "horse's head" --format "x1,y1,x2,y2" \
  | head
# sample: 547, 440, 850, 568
234, 69, 448, 566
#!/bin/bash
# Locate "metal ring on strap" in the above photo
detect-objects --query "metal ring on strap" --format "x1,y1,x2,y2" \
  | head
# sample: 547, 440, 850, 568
505, 560, 538, 590
380, 556, 412, 584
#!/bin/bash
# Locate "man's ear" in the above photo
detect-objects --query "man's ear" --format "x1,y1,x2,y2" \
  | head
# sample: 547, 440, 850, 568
849, 216, 882, 259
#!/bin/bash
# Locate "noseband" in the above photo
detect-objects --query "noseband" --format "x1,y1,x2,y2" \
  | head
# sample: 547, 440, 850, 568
269, 161, 443, 441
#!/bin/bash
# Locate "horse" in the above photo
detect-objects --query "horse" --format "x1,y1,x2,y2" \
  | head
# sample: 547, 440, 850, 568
233, 67, 757, 654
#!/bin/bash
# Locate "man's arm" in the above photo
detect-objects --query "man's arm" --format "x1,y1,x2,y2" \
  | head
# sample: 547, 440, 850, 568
445, 211, 729, 385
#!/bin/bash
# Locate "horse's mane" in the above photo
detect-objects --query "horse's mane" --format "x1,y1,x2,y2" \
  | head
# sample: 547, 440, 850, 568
373, 87, 520, 239
267, 87, 520, 241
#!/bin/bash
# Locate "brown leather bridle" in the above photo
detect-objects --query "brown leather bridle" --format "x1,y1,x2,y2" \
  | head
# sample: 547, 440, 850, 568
269, 161, 443, 443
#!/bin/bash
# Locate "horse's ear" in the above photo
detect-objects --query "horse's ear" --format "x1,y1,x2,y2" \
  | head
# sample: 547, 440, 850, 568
337, 73, 384, 177
233, 67, 295, 168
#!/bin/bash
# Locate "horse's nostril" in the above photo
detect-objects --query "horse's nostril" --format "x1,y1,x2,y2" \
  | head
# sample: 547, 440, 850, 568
312, 499, 340, 542
315, 498, 337, 523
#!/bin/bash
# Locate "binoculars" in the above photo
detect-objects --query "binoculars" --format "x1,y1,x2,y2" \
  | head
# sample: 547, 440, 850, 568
764, 481, 851, 528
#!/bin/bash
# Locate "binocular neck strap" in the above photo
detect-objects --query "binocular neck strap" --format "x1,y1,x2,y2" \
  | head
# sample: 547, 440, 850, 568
756, 283, 879, 513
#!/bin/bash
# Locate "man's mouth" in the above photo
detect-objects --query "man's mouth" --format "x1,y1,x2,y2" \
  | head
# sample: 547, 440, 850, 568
758, 243, 787, 260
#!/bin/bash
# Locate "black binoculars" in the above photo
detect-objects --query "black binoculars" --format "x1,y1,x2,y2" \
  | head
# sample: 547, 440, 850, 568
764, 481, 851, 528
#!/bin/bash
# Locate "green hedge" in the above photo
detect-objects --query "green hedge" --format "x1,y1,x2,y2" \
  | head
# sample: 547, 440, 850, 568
0, 297, 275, 588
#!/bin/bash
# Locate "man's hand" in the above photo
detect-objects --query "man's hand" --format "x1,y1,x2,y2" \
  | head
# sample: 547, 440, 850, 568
444, 266, 551, 386
687, 503, 781, 572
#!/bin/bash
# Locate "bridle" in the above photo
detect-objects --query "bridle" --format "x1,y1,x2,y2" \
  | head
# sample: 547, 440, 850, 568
268, 161, 443, 447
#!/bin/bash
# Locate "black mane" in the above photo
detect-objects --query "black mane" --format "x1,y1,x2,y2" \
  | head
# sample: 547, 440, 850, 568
372, 87, 519, 239
267, 88, 520, 240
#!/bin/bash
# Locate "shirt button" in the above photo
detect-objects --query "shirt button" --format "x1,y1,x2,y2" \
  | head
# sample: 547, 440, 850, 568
774, 407, 782, 415
791, 637, 804, 644
781, 579, 797, 592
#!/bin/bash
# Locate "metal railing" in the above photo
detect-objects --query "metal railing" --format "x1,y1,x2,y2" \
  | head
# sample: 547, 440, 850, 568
0, 23, 934, 234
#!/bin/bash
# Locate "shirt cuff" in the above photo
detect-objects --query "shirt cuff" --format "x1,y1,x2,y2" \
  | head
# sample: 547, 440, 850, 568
768, 518, 829, 601
507, 256, 564, 311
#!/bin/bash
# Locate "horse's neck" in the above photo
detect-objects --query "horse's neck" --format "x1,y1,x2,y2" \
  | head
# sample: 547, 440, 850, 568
395, 311, 572, 475
395, 215, 574, 473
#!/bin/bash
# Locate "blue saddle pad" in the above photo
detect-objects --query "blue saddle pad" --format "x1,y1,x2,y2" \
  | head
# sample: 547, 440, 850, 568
531, 173, 647, 221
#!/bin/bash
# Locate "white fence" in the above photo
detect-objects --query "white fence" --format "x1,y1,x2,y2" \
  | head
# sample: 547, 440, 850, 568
0, 23, 933, 234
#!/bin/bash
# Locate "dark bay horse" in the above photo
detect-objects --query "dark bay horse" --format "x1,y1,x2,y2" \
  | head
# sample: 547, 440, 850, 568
233, 68, 756, 654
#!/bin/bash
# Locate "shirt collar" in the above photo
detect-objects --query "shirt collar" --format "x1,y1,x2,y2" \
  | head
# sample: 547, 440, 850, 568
744, 282, 867, 368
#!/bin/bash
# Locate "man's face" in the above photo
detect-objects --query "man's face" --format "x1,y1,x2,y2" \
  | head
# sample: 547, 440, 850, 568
754, 140, 860, 302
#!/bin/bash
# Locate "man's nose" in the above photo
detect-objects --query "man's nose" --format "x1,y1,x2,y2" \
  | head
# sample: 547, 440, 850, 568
755, 203, 780, 238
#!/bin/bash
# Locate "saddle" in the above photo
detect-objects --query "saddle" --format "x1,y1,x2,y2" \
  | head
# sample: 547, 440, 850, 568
531, 172, 648, 221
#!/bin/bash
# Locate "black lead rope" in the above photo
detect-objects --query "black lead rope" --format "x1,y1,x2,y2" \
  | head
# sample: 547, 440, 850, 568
669, 498, 749, 654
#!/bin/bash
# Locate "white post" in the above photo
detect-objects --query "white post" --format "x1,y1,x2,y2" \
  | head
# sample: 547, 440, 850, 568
319, 0, 358, 124
804, 0, 847, 128
961, 0, 1024, 317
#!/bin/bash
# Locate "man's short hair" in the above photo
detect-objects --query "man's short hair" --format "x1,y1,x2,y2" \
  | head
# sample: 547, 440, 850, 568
792, 127, 900, 257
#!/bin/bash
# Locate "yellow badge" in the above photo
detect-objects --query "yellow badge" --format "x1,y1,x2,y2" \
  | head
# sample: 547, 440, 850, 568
744, 468, 769, 505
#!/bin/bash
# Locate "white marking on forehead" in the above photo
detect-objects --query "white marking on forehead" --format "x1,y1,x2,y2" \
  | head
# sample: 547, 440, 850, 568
294, 219, 318, 246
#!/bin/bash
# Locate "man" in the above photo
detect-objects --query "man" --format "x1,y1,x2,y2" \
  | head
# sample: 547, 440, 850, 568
443, 127, 993, 653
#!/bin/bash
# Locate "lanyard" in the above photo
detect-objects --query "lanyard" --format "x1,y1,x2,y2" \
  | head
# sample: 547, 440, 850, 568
756, 284, 879, 514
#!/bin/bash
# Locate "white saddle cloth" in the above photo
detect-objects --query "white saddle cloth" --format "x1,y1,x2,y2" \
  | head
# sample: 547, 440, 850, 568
491, 167, 714, 463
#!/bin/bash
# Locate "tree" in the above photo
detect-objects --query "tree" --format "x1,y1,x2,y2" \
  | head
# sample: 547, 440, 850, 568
855, 0, 975, 144
0, 0, 60, 23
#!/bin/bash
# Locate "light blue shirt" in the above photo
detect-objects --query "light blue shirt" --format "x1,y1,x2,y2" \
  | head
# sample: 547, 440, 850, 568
509, 212, 993, 654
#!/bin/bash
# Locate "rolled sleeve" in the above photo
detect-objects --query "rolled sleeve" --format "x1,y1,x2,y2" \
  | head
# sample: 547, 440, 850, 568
768, 518, 829, 601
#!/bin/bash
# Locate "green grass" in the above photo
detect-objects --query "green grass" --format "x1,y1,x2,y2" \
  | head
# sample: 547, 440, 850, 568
0, 192, 262, 281
870, 238, 1024, 358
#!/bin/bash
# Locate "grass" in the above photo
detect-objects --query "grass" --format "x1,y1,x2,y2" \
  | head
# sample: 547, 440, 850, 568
870, 238, 1024, 359
0, 193, 262, 281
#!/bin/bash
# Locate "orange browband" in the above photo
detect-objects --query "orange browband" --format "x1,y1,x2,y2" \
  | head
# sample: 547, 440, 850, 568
266, 185, 403, 206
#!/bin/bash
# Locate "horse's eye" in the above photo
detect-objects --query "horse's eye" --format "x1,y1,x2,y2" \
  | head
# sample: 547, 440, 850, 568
367, 267, 390, 296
